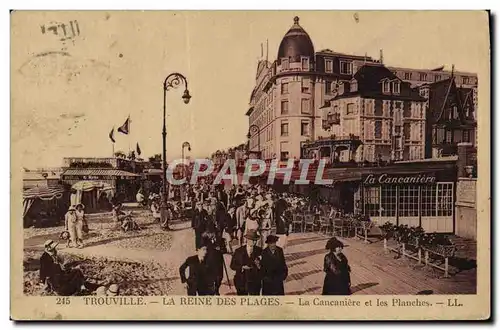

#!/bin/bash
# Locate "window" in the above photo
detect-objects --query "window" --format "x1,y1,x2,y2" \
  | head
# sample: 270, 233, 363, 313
301, 121, 310, 136
301, 99, 310, 114
350, 80, 358, 92
340, 61, 353, 75
325, 59, 333, 73
419, 73, 428, 81
404, 72, 412, 80
325, 81, 332, 94
364, 121, 374, 140
445, 129, 452, 143
364, 187, 380, 217
281, 100, 289, 114
395, 125, 401, 135
281, 58, 289, 70
382, 80, 390, 93
437, 183, 453, 217
374, 121, 382, 139
462, 77, 470, 85
392, 81, 400, 94
280, 122, 289, 136
280, 151, 289, 161
434, 74, 441, 82
281, 82, 289, 94
301, 57, 309, 71
301, 79, 310, 93
421, 185, 437, 217
399, 186, 420, 217
403, 123, 410, 141
346, 103, 355, 115
381, 186, 397, 217
463, 130, 470, 142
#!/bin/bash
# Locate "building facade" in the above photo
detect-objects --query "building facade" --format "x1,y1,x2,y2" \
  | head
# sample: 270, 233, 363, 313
246, 16, 478, 162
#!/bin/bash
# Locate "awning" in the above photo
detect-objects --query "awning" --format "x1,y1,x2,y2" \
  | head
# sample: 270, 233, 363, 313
23, 185, 65, 200
62, 168, 140, 177
71, 181, 114, 192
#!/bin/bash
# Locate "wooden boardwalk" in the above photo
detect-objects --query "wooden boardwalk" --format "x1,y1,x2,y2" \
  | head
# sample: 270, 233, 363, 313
217, 231, 477, 296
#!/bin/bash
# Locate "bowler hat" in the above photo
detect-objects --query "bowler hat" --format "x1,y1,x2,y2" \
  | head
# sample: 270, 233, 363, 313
244, 230, 260, 241
265, 235, 279, 244
325, 237, 344, 250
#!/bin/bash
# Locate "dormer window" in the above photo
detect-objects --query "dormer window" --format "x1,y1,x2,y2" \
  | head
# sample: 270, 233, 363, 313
325, 59, 333, 73
301, 57, 309, 71
282, 58, 289, 70
392, 81, 401, 94
350, 80, 358, 92
338, 82, 345, 95
382, 80, 391, 93
340, 61, 353, 75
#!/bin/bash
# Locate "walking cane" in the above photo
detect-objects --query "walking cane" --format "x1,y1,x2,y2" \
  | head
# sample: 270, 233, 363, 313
222, 256, 232, 290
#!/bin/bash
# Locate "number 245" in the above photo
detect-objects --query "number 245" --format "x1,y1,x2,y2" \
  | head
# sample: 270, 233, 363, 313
56, 297, 70, 305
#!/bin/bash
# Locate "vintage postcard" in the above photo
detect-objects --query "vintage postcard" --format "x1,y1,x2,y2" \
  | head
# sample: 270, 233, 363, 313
11, 10, 490, 320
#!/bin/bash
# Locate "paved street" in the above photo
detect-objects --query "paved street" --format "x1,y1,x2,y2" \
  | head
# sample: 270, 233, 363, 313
24, 212, 476, 296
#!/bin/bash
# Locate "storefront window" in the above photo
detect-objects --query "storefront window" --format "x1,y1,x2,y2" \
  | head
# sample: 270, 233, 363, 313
381, 186, 397, 216
398, 186, 419, 217
421, 185, 437, 217
364, 187, 380, 216
437, 183, 453, 217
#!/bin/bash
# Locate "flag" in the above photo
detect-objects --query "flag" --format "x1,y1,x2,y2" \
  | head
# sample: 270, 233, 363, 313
109, 128, 115, 143
118, 117, 130, 135
136, 143, 141, 156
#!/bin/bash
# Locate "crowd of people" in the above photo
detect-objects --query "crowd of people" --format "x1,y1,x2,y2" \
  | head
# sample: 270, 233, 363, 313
37, 180, 352, 297
178, 182, 353, 297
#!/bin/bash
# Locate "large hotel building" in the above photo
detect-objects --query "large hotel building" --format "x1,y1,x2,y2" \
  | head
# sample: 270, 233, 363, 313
246, 16, 478, 163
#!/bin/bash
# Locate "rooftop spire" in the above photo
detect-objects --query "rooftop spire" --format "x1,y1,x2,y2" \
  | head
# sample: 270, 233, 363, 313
294, 16, 300, 24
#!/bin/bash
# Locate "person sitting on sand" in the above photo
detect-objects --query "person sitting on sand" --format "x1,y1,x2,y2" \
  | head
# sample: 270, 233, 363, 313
39, 240, 91, 296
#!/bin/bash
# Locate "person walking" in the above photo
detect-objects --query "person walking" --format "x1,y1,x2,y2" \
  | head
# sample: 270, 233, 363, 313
191, 201, 208, 250
322, 237, 351, 295
74, 204, 87, 247
261, 235, 288, 295
230, 230, 263, 295
64, 205, 81, 248
235, 200, 247, 246
179, 243, 215, 296
274, 195, 289, 249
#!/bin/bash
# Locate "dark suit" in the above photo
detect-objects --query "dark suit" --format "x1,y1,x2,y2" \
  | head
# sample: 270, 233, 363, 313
192, 209, 208, 249
230, 245, 263, 295
39, 252, 85, 296
206, 243, 225, 295
261, 246, 288, 295
179, 255, 216, 296
274, 199, 289, 235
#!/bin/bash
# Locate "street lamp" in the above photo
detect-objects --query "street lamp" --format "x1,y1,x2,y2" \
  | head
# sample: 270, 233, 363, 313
247, 124, 261, 158
161, 73, 191, 230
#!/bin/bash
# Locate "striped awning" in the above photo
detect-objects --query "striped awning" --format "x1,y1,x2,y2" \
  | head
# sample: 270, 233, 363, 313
62, 168, 140, 177
23, 185, 65, 200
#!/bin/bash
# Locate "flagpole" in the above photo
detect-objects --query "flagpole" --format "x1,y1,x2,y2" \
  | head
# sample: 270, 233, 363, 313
128, 114, 131, 155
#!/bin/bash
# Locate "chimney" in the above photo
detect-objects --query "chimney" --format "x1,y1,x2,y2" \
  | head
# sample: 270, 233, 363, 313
379, 49, 384, 64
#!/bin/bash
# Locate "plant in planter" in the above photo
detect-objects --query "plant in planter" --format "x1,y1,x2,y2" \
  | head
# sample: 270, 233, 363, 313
420, 233, 456, 257
379, 222, 396, 240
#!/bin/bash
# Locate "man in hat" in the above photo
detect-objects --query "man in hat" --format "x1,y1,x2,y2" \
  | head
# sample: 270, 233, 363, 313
230, 230, 263, 295
261, 235, 288, 295
179, 242, 216, 296
191, 201, 208, 250
39, 240, 87, 296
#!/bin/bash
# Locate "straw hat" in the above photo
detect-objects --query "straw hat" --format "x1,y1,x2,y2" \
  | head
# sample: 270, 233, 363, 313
68, 205, 76, 211
107, 284, 119, 296
76, 203, 85, 210
44, 239, 59, 250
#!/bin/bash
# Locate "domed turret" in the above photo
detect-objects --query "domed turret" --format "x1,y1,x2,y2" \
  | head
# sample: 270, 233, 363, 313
277, 16, 315, 64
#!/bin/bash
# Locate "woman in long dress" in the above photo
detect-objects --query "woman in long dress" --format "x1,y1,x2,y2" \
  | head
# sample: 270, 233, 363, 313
322, 237, 351, 295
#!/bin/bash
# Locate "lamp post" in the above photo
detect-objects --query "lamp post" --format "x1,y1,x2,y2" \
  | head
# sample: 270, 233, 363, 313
247, 124, 261, 158
161, 73, 191, 230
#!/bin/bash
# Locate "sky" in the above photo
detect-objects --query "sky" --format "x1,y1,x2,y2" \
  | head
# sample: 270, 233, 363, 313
11, 11, 489, 168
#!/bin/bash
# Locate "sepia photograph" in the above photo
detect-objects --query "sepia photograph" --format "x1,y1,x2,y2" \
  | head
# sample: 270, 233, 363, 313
10, 10, 490, 320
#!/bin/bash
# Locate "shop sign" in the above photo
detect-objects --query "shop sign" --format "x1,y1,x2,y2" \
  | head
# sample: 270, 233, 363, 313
363, 173, 436, 185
